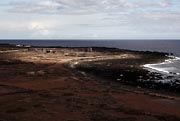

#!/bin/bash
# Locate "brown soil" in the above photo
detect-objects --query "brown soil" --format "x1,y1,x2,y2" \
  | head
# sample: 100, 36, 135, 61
0, 45, 179, 121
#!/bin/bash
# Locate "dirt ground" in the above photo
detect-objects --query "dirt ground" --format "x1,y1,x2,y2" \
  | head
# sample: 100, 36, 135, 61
0, 46, 179, 121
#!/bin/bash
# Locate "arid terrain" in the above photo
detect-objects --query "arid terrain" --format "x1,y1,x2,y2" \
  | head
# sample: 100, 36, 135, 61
0, 44, 180, 121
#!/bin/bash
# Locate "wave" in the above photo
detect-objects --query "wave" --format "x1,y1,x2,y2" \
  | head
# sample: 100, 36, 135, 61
143, 56, 180, 76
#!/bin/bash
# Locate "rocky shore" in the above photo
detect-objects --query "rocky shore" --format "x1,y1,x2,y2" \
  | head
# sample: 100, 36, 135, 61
75, 55, 180, 93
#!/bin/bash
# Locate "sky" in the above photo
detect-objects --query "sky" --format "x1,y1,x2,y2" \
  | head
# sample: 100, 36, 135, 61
0, 0, 180, 39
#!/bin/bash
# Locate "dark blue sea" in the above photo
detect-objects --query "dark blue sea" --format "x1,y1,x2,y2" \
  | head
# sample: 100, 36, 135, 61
0, 40, 180, 56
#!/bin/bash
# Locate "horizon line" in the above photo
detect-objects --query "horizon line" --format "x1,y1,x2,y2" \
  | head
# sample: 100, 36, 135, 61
0, 39, 180, 41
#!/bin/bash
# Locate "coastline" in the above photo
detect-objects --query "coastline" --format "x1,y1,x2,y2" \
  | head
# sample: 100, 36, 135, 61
0, 44, 180, 121
75, 52, 180, 92
143, 56, 180, 75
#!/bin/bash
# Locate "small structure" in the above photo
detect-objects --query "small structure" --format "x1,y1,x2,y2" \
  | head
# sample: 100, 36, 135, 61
16, 44, 23, 47
43, 49, 56, 54
87, 48, 93, 52
50, 50, 56, 54
24, 45, 31, 48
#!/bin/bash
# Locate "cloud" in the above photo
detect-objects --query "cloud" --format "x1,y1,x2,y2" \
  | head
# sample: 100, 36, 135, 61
28, 22, 50, 36
0, 0, 180, 39
6, 1, 60, 14
5, 0, 172, 14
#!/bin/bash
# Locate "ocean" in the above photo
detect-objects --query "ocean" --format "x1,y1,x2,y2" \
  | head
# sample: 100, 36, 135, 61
0, 40, 180, 56
0, 40, 180, 83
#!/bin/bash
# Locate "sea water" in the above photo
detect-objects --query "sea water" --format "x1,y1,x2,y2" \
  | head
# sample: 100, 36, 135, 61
0, 40, 180, 55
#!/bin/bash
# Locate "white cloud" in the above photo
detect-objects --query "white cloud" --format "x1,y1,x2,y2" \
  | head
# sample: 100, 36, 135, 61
37, 1, 60, 8
28, 22, 50, 36
0, 0, 180, 39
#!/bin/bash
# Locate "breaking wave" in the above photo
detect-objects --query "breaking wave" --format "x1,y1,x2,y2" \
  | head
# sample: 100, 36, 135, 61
143, 56, 180, 83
